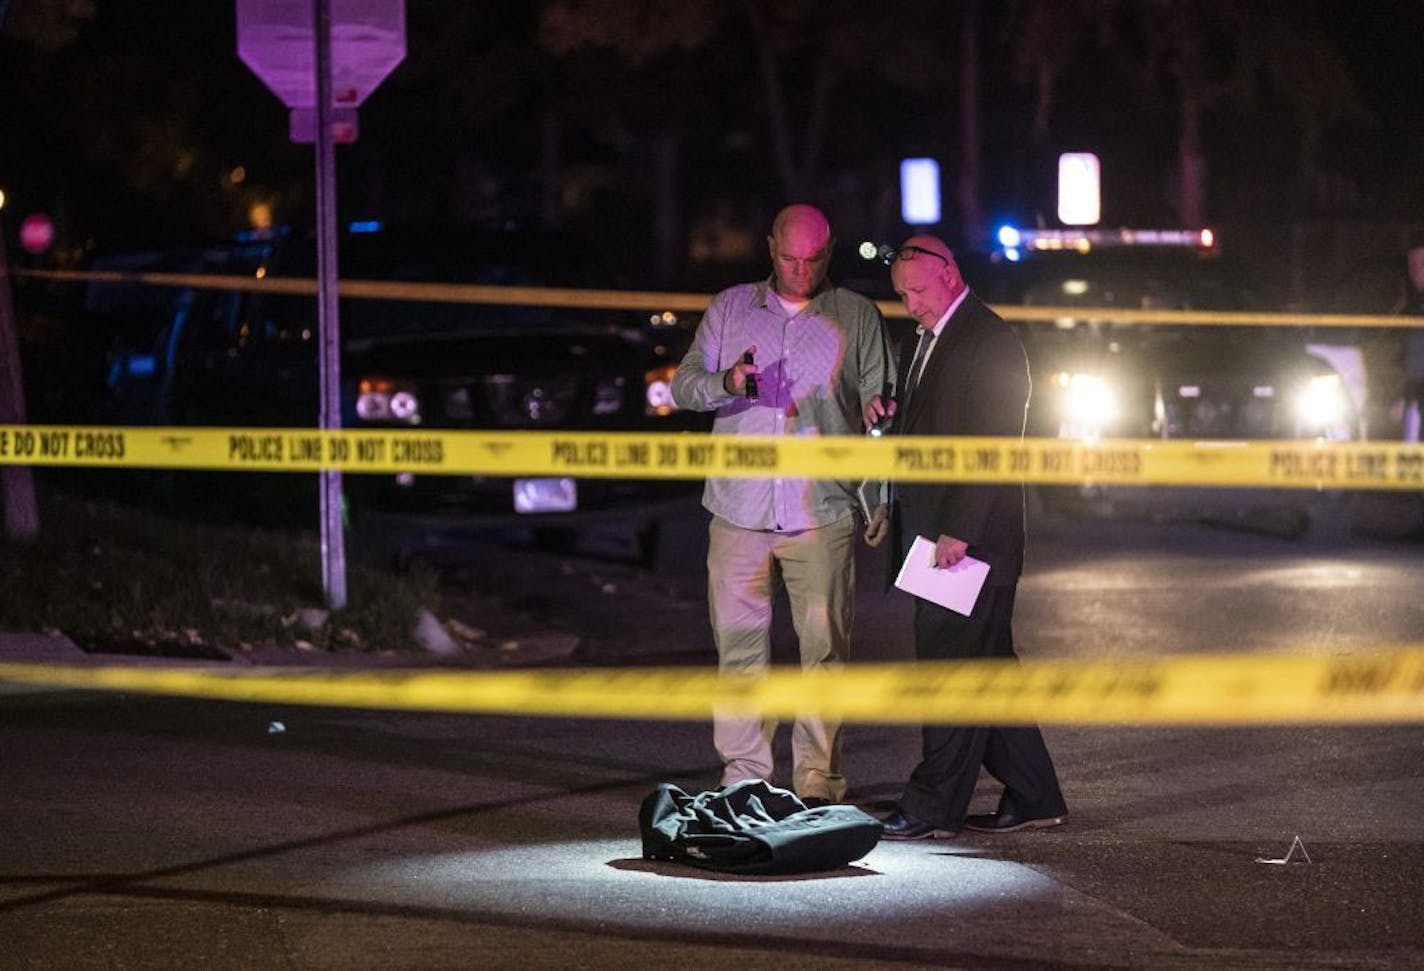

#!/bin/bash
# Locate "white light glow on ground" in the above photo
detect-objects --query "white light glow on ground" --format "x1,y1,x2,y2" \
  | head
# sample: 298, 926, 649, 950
348, 839, 1055, 931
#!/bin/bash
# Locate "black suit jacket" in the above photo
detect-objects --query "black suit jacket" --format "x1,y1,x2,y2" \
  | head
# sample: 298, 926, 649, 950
892, 292, 1030, 587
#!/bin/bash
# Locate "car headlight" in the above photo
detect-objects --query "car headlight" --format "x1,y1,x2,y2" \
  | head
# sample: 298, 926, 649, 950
1293, 373, 1350, 438
355, 378, 422, 425
1053, 371, 1118, 437
593, 377, 625, 416
645, 365, 678, 416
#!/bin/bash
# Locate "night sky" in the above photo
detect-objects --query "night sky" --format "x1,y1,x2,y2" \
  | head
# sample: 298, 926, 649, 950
2, 0, 1422, 304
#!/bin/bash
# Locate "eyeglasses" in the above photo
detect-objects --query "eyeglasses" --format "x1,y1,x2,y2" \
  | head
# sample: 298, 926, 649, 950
894, 244, 950, 266
868, 242, 950, 267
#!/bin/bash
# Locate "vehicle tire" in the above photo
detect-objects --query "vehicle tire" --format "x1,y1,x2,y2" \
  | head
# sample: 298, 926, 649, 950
634, 521, 662, 569
532, 526, 579, 554
635, 510, 709, 573
1303, 492, 1357, 544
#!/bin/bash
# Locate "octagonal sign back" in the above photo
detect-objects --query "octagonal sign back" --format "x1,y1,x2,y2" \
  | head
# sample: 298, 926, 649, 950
237, 0, 405, 109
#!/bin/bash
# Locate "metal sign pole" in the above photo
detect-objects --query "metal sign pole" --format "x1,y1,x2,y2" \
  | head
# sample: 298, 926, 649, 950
314, 0, 347, 610
0, 218, 41, 540
237, 0, 404, 609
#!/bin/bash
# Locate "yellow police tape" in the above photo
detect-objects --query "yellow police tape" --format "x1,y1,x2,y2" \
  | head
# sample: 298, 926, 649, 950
3, 648, 1424, 724
4, 424, 1424, 490
15, 267, 1418, 327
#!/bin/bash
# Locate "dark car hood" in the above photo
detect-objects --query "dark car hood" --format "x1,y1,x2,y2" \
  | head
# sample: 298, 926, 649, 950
1121, 333, 1332, 383
345, 325, 655, 377
1036, 331, 1332, 387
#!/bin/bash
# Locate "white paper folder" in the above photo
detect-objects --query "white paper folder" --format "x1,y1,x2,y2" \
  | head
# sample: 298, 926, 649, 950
894, 535, 990, 616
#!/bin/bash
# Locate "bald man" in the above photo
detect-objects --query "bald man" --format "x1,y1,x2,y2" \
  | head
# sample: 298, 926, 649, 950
672, 204, 893, 806
865, 235, 1068, 839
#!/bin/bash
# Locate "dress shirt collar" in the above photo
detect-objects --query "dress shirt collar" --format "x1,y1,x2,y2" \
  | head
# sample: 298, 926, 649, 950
754, 276, 834, 315
920, 287, 970, 339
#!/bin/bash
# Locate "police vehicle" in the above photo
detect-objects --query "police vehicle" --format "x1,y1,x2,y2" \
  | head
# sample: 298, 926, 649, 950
869, 225, 1362, 538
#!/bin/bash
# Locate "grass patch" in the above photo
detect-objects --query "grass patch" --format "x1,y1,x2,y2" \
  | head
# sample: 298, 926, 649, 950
0, 490, 439, 654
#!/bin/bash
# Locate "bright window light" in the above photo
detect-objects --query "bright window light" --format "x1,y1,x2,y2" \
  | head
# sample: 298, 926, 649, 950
900, 158, 941, 225
1058, 153, 1101, 226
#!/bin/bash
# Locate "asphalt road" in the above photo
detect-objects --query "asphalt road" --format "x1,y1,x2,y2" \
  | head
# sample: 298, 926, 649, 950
3, 501, 1424, 968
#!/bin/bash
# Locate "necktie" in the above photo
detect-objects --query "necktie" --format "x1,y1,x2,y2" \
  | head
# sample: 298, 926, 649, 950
899, 329, 932, 412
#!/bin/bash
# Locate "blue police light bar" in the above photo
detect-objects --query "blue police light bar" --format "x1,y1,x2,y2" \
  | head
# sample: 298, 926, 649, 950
993, 226, 1217, 254
900, 158, 941, 226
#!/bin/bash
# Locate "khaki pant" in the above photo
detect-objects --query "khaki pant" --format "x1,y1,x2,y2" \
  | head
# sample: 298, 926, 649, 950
707, 514, 855, 802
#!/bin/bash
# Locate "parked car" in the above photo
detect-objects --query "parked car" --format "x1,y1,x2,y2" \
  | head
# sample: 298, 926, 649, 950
93, 224, 709, 560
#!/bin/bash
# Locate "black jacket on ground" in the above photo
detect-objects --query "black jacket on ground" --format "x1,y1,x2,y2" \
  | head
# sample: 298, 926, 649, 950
639, 780, 883, 874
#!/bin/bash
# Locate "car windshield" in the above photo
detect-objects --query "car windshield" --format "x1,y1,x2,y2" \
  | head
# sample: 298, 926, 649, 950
984, 250, 1251, 312
254, 228, 625, 339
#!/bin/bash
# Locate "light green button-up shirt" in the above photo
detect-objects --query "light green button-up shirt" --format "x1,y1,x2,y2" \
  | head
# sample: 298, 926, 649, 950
671, 278, 894, 532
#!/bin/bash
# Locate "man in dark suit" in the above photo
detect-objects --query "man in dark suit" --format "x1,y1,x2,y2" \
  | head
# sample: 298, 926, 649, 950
863, 234, 1067, 840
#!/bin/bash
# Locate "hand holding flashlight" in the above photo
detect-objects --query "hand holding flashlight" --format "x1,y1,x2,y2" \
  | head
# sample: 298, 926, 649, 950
742, 350, 758, 401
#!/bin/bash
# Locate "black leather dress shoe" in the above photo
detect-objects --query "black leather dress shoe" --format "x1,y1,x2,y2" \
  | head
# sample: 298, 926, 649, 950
881, 809, 956, 840
963, 810, 1067, 833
